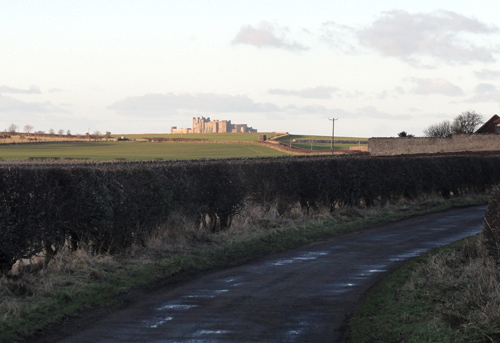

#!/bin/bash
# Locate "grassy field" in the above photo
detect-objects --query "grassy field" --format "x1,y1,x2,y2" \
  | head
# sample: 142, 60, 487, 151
0, 142, 287, 161
116, 132, 284, 142
0, 133, 369, 161
276, 134, 368, 151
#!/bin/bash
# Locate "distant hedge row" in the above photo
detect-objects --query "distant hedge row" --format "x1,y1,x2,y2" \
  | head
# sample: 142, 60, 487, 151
2, 153, 500, 272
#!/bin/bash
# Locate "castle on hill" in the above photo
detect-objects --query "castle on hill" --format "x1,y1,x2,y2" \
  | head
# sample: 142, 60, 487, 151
171, 117, 257, 134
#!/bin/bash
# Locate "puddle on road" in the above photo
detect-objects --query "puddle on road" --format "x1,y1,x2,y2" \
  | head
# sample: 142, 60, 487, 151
271, 251, 329, 267
193, 329, 231, 336
428, 227, 447, 231
183, 289, 229, 300
143, 316, 173, 329
144, 301, 200, 329
272, 259, 296, 266
367, 269, 386, 273
324, 282, 358, 294
157, 304, 198, 311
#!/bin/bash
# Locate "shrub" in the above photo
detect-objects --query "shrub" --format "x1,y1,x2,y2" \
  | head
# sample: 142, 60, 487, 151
2, 153, 500, 273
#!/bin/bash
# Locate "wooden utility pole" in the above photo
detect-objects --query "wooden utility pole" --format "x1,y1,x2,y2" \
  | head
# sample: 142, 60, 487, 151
329, 118, 338, 155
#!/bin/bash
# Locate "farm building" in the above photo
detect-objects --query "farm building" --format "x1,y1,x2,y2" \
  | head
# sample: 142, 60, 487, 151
475, 114, 500, 134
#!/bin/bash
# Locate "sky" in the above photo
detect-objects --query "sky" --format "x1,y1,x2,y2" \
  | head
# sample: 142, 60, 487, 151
1, 1, 500, 138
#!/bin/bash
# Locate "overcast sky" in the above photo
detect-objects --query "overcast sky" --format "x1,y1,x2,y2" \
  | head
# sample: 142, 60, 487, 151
1, 1, 500, 137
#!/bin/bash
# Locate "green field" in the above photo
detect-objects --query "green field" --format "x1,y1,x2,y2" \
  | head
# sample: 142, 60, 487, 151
117, 132, 284, 142
0, 142, 287, 161
0, 133, 368, 161
277, 135, 368, 151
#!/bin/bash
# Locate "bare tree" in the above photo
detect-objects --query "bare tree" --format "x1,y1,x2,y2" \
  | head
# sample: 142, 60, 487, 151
66, 130, 72, 136
24, 124, 34, 134
451, 111, 484, 134
57, 129, 65, 136
8, 124, 17, 133
423, 120, 452, 138
48, 128, 55, 135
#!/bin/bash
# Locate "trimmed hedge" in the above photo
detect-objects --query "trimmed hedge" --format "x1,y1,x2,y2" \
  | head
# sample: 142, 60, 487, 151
1, 153, 500, 273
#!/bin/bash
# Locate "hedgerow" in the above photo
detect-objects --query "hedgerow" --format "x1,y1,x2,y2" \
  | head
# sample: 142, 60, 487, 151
1, 153, 500, 273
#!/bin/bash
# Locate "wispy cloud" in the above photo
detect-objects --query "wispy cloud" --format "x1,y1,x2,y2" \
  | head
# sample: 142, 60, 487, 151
268, 86, 339, 99
474, 69, 500, 80
0, 85, 41, 94
466, 83, 500, 102
0, 94, 70, 114
109, 92, 280, 116
322, 10, 499, 66
411, 77, 463, 96
358, 10, 498, 65
321, 22, 358, 53
231, 21, 308, 51
357, 106, 413, 120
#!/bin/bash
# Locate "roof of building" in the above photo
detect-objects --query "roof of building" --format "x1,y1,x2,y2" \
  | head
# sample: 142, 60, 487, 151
475, 114, 500, 134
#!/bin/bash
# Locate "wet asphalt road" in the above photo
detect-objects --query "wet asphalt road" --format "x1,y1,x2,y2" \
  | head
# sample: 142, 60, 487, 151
57, 206, 485, 343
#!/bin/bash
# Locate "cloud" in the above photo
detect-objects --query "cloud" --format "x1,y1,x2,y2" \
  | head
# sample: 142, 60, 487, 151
109, 92, 280, 116
411, 77, 463, 96
321, 22, 358, 53
321, 12, 497, 67
0, 85, 41, 94
0, 94, 70, 114
357, 10, 499, 65
268, 86, 339, 99
474, 69, 500, 80
232, 21, 308, 51
356, 106, 412, 120
466, 83, 500, 102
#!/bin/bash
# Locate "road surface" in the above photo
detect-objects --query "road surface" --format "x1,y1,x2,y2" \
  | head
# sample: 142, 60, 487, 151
54, 206, 485, 343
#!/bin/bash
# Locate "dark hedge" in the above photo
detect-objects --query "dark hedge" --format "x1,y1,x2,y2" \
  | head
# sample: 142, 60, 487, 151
2, 153, 500, 272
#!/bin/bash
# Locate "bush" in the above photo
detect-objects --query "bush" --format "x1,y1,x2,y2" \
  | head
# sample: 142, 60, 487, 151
1, 153, 500, 273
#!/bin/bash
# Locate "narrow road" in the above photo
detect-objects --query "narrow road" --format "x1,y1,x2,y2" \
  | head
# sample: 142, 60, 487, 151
56, 206, 485, 343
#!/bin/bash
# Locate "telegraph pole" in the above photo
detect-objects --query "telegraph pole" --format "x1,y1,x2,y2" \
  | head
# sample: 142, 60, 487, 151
329, 117, 338, 155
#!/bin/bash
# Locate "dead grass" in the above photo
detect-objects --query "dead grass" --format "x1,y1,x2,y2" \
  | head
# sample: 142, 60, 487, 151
349, 233, 500, 343
401, 236, 500, 340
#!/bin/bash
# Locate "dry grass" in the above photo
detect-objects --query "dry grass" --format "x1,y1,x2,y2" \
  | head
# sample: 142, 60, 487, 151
401, 236, 500, 341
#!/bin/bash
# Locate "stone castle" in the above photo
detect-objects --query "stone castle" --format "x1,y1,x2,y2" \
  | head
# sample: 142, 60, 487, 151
171, 117, 257, 134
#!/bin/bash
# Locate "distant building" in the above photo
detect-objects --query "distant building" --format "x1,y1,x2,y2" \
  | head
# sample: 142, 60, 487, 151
475, 114, 500, 134
171, 117, 257, 134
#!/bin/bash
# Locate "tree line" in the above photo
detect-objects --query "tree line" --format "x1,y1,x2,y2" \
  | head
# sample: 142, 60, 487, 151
3, 123, 111, 138
398, 111, 485, 138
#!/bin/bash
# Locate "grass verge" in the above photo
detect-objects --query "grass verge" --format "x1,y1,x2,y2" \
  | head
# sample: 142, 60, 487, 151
0, 195, 490, 343
348, 234, 500, 343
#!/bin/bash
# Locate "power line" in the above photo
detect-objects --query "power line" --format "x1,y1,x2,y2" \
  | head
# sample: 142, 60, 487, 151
328, 117, 338, 155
